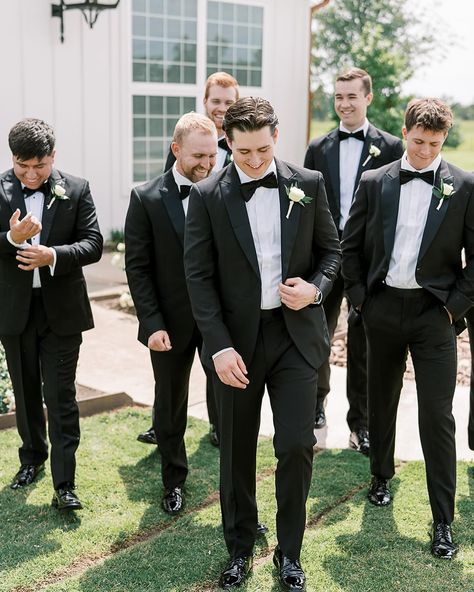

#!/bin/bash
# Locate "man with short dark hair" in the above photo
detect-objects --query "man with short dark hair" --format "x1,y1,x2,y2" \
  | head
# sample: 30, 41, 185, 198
304, 67, 403, 453
185, 97, 341, 590
0, 118, 103, 509
342, 98, 474, 558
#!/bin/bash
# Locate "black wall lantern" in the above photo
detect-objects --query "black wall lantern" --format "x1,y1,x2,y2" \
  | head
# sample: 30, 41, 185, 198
52, 0, 121, 43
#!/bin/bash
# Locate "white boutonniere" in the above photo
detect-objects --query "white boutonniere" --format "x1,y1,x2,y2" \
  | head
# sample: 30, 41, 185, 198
285, 183, 313, 219
433, 179, 455, 211
362, 143, 381, 167
47, 182, 69, 209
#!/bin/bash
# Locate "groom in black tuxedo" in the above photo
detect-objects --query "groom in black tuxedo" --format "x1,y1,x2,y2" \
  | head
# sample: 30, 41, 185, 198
0, 118, 103, 509
342, 98, 474, 559
184, 97, 340, 590
304, 68, 403, 452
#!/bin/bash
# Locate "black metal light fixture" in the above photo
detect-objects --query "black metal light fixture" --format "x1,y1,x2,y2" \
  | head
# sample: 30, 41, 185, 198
52, 0, 121, 43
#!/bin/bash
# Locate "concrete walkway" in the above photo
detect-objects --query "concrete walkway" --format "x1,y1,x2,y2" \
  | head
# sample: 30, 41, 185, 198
82, 254, 474, 461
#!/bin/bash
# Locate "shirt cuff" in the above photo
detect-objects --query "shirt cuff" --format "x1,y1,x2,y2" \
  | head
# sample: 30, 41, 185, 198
49, 247, 57, 276
6, 230, 27, 249
212, 347, 234, 360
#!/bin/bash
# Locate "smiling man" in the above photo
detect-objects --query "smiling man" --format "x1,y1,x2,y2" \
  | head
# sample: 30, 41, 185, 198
0, 118, 103, 509
342, 98, 474, 559
304, 68, 403, 452
184, 97, 341, 590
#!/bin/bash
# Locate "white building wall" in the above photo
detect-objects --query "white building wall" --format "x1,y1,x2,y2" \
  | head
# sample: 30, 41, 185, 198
0, 0, 311, 236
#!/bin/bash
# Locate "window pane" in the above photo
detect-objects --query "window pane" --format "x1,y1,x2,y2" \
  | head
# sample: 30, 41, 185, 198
184, 0, 197, 18
149, 40, 164, 60
183, 65, 196, 84
249, 27, 262, 46
183, 97, 196, 111
149, 17, 164, 38
166, 96, 181, 115
207, 1, 218, 20
149, 0, 164, 14
250, 69, 261, 87
149, 140, 163, 159
133, 15, 146, 36
166, 0, 180, 16
134, 140, 147, 159
166, 65, 180, 83
222, 3, 233, 21
166, 117, 177, 136
183, 43, 196, 62
133, 118, 146, 137
149, 63, 164, 82
133, 62, 147, 82
149, 118, 164, 137
133, 95, 146, 114
133, 39, 147, 60
134, 162, 148, 182
133, 0, 146, 13
167, 18, 181, 39
149, 96, 163, 114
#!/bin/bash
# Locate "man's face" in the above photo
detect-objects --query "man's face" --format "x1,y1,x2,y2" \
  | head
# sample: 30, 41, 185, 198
203, 84, 238, 133
402, 125, 447, 170
334, 79, 373, 131
227, 126, 278, 179
12, 153, 55, 189
172, 130, 217, 183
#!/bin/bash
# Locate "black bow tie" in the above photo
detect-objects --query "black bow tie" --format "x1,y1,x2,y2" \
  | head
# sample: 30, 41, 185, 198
23, 183, 48, 198
179, 185, 191, 200
338, 129, 365, 142
240, 172, 278, 202
399, 169, 434, 186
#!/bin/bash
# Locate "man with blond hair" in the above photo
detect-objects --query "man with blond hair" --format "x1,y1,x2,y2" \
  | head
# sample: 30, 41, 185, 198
125, 112, 218, 514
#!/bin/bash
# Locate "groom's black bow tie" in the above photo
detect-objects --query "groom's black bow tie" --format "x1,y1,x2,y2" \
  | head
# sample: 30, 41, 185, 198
338, 129, 365, 142
218, 137, 231, 153
179, 185, 191, 200
23, 183, 48, 198
399, 169, 434, 186
240, 172, 278, 202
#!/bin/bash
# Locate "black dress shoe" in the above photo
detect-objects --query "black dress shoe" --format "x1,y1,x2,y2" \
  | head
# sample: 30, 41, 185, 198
431, 522, 457, 559
314, 405, 326, 429
162, 487, 184, 514
349, 428, 370, 456
209, 424, 219, 447
273, 546, 306, 591
11, 463, 44, 489
52, 484, 83, 510
137, 426, 157, 445
256, 521, 269, 536
368, 476, 391, 506
219, 555, 253, 589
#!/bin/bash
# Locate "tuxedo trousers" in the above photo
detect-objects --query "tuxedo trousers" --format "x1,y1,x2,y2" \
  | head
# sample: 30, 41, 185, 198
1, 289, 82, 488
465, 317, 474, 451
317, 271, 368, 430
150, 327, 216, 489
216, 309, 317, 560
363, 286, 457, 523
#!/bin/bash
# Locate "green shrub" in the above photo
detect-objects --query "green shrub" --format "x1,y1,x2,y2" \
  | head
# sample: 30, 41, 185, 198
0, 345, 14, 414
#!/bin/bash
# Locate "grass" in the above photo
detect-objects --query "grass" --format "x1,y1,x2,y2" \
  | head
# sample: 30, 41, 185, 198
0, 408, 473, 592
309, 119, 474, 171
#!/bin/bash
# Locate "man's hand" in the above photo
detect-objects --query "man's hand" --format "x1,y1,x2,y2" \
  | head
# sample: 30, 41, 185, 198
279, 277, 317, 310
213, 349, 249, 389
16, 245, 54, 270
148, 330, 172, 351
10, 209, 42, 243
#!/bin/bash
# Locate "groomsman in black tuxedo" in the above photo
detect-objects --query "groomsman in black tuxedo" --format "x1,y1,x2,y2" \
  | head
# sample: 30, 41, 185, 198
465, 310, 474, 450
136, 71, 239, 447
184, 98, 340, 590
304, 68, 403, 453
125, 113, 219, 515
0, 118, 103, 509
342, 98, 474, 558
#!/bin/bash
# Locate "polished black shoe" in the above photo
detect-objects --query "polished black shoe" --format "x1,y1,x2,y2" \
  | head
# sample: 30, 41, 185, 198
219, 555, 253, 589
256, 521, 269, 536
314, 403, 326, 429
209, 424, 219, 447
52, 484, 83, 510
162, 487, 184, 515
137, 426, 157, 445
273, 546, 306, 591
11, 463, 44, 489
368, 476, 391, 507
431, 522, 457, 559
349, 428, 370, 456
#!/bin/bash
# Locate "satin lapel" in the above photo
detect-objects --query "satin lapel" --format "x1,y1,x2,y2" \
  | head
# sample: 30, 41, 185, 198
381, 162, 402, 260
356, 125, 381, 188
221, 164, 260, 278
162, 179, 185, 247
418, 160, 452, 261
1, 171, 27, 218
276, 160, 299, 280
325, 131, 340, 207
40, 169, 63, 245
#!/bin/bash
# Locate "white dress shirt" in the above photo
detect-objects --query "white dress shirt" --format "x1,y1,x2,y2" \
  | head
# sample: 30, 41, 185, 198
339, 118, 370, 231
7, 186, 57, 287
386, 153, 441, 288
172, 164, 191, 216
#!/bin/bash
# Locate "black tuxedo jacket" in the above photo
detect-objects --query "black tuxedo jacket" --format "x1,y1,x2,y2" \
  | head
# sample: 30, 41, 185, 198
342, 159, 474, 321
184, 159, 341, 370
304, 124, 404, 229
0, 168, 103, 336
125, 169, 197, 351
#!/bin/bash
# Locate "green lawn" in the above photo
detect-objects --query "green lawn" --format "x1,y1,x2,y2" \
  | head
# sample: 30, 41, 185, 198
310, 119, 474, 171
0, 408, 473, 592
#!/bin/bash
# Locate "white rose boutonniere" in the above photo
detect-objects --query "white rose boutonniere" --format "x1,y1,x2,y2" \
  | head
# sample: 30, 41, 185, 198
433, 179, 455, 211
285, 183, 313, 219
47, 182, 70, 209
362, 143, 381, 167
